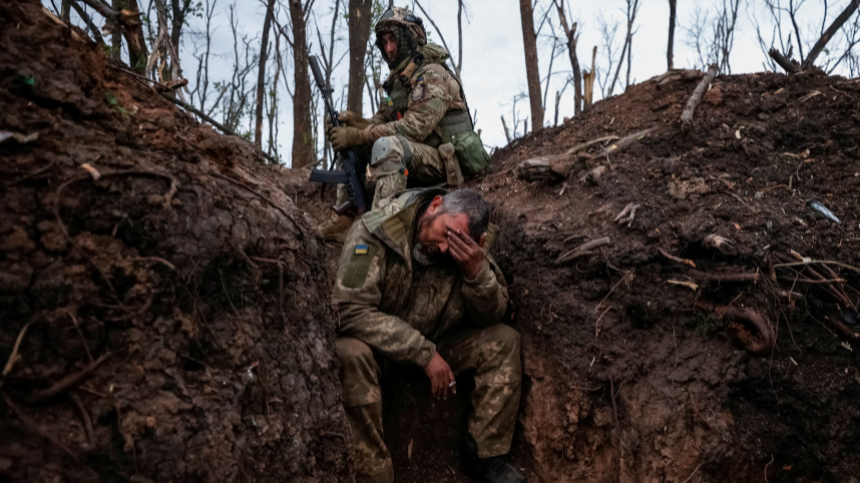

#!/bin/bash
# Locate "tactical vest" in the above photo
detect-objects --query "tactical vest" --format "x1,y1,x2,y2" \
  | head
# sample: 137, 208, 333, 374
382, 61, 473, 150
382, 47, 490, 176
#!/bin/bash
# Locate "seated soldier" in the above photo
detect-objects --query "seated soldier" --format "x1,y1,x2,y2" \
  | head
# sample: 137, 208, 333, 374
321, 7, 488, 242
332, 188, 524, 483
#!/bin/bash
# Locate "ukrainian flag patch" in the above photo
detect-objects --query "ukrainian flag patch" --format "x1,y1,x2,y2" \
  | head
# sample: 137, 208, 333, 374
354, 244, 369, 255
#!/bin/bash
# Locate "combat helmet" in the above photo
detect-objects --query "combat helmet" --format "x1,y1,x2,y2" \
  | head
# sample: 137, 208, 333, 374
374, 6, 427, 68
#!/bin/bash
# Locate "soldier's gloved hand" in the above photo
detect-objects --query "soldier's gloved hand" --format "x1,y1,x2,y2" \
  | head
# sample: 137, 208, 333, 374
325, 111, 371, 138
424, 352, 456, 400
338, 110, 371, 130
329, 126, 367, 151
447, 229, 487, 280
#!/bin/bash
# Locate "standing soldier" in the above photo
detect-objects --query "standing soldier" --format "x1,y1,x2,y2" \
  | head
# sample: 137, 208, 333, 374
320, 7, 490, 242
333, 188, 524, 483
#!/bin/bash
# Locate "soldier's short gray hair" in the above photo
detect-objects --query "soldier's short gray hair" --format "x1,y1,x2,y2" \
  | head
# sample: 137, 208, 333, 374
438, 189, 490, 241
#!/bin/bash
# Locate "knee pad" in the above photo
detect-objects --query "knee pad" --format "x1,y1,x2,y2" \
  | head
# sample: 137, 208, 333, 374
370, 136, 405, 174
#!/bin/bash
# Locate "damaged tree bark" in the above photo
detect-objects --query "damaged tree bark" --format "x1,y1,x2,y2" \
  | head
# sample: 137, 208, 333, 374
519, 0, 544, 131
680, 63, 718, 129
78, 0, 148, 72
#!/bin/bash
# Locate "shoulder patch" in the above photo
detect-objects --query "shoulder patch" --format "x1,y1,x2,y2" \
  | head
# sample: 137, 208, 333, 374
342, 244, 378, 288
411, 83, 426, 103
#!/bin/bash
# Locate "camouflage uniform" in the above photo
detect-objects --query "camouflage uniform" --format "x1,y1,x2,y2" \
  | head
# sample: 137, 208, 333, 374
333, 7, 475, 210
333, 188, 521, 483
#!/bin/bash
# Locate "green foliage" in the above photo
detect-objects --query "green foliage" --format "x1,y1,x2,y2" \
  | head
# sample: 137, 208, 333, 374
105, 91, 133, 116
16, 75, 35, 88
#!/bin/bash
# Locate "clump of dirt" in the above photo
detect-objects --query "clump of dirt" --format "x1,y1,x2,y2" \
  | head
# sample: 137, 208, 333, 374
0, 2, 351, 481
479, 71, 860, 481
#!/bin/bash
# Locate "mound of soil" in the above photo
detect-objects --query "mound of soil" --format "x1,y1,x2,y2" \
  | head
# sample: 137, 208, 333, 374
478, 71, 860, 481
0, 2, 350, 481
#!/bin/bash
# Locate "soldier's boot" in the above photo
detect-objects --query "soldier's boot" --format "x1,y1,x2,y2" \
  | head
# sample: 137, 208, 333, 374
369, 136, 409, 209
463, 436, 525, 483
318, 184, 355, 242
318, 212, 354, 242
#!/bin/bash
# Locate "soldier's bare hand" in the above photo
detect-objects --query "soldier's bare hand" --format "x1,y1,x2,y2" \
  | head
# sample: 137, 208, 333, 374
447, 229, 487, 280
424, 352, 456, 400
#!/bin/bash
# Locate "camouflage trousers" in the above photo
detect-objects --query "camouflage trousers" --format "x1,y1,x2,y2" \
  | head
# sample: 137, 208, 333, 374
336, 324, 522, 483
336, 135, 446, 210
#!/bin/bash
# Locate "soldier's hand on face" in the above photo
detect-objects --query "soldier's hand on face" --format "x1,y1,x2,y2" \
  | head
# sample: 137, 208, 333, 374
447, 229, 487, 281
423, 352, 456, 400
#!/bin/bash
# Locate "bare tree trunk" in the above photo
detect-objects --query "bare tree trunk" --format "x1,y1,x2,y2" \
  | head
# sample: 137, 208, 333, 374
667, 0, 676, 70
501, 116, 512, 144
170, 0, 193, 55
803, 0, 860, 69
79, 0, 148, 71
66, 0, 106, 45
123, 0, 149, 72
553, 1, 581, 115
519, 0, 544, 132
289, 0, 314, 168
583, 46, 596, 111
61, 0, 71, 21
457, 0, 464, 76
625, 32, 633, 88
110, 0, 122, 60
347, 0, 373, 114
608, 0, 640, 96
254, 0, 276, 148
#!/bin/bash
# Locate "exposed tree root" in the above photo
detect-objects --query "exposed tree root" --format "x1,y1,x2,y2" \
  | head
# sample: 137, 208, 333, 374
695, 300, 776, 355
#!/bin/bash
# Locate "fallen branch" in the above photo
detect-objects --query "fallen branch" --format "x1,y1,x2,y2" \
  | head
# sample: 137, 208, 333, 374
651, 69, 704, 88
565, 135, 620, 156
1, 321, 34, 391
768, 48, 801, 74
602, 128, 658, 157
689, 269, 760, 283
517, 154, 582, 182
557, 237, 611, 265
27, 352, 111, 404
824, 316, 860, 339
658, 248, 696, 268
680, 64, 718, 129
70, 392, 95, 447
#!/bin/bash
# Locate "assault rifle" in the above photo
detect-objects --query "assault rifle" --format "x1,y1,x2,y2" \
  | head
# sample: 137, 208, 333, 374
308, 55, 368, 215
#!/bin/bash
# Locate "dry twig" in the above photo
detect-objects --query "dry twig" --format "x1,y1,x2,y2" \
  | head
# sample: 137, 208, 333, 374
658, 248, 696, 268
557, 237, 611, 265
27, 352, 111, 404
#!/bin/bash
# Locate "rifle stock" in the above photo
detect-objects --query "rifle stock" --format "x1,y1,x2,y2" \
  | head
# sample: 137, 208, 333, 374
308, 55, 368, 215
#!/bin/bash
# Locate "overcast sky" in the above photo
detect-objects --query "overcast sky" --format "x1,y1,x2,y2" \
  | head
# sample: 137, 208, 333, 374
56, 0, 859, 166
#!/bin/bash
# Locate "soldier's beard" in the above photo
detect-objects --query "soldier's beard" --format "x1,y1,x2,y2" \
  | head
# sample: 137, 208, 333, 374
412, 242, 436, 266
413, 213, 442, 266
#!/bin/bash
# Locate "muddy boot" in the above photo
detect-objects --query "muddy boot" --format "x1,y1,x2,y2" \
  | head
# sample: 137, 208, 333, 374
318, 213, 354, 242
463, 436, 525, 483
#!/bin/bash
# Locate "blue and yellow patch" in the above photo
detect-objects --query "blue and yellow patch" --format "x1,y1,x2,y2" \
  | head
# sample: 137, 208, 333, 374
354, 244, 369, 255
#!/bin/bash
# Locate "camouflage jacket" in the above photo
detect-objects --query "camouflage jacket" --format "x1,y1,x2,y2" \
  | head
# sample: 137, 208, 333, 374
332, 188, 509, 367
365, 44, 467, 146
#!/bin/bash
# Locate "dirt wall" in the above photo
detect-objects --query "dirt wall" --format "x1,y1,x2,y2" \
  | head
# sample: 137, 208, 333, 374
0, 2, 351, 481
481, 70, 860, 482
